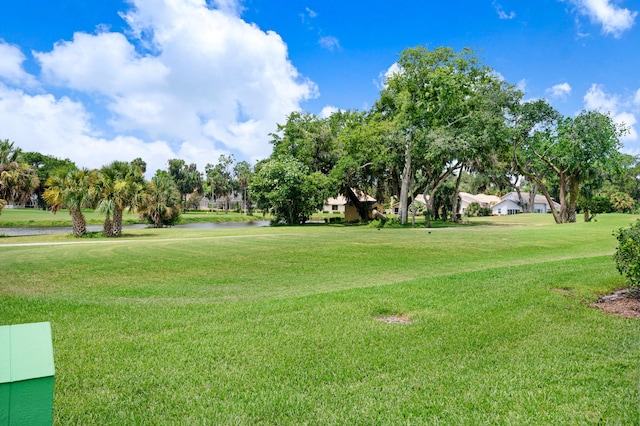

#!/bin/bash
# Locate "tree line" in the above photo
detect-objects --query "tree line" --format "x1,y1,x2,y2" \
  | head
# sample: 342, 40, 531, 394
2, 45, 639, 229
250, 45, 638, 225
0, 140, 256, 237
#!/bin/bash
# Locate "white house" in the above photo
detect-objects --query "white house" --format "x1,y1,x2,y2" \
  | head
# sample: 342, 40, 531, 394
491, 198, 523, 216
492, 192, 560, 215
323, 195, 349, 214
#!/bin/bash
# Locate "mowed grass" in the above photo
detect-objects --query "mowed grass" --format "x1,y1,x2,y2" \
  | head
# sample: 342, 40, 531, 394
0, 208, 266, 228
1, 214, 639, 424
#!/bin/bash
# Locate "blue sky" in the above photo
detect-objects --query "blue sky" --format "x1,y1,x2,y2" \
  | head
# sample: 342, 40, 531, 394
0, 0, 638, 175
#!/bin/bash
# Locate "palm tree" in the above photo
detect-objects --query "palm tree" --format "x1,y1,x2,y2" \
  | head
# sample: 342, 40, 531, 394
0, 139, 21, 164
43, 167, 97, 237
0, 161, 40, 207
95, 161, 146, 237
137, 171, 182, 228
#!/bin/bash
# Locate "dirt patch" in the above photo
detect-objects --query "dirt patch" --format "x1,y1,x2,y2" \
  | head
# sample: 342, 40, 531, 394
375, 314, 412, 324
590, 289, 640, 319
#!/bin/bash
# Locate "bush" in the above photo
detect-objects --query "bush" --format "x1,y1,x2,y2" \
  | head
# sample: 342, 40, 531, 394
368, 219, 384, 228
478, 207, 492, 217
465, 202, 480, 217
384, 217, 404, 228
613, 219, 640, 289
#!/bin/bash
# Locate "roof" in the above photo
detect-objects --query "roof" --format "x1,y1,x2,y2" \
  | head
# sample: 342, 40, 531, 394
459, 192, 501, 206
326, 189, 376, 205
503, 192, 552, 205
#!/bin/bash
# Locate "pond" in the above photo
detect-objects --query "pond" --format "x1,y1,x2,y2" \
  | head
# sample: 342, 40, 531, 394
0, 221, 271, 237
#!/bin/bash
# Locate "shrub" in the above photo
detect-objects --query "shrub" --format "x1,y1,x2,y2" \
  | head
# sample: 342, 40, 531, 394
613, 219, 640, 289
368, 219, 384, 228
479, 207, 492, 217
384, 217, 404, 228
465, 202, 480, 217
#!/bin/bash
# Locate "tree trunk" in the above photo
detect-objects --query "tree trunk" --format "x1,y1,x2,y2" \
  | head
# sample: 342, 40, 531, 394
528, 181, 538, 213
103, 216, 112, 236
398, 138, 412, 225
558, 173, 568, 223
536, 179, 562, 224
515, 186, 525, 211
567, 178, 579, 223
109, 208, 123, 237
450, 170, 463, 222
70, 207, 87, 237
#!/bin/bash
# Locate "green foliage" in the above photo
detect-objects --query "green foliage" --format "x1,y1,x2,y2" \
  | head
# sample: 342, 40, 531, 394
465, 201, 481, 217
168, 159, 203, 207
205, 154, 235, 212
610, 192, 635, 213
43, 167, 97, 237
613, 219, 640, 288
96, 161, 146, 237
0, 160, 40, 205
514, 102, 626, 223
480, 207, 492, 217
250, 156, 330, 225
137, 170, 182, 228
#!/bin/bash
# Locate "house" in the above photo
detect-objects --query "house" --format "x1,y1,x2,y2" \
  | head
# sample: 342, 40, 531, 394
491, 192, 560, 215
491, 198, 523, 216
388, 194, 428, 215
458, 192, 500, 215
323, 190, 383, 221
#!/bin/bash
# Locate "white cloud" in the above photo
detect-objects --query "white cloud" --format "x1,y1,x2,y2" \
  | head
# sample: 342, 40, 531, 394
319, 105, 339, 119
634, 89, 640, 105
568, 0, 637, 37
583, 83, 618, 110
583, 83, 638, 143
7, 0, 318, 172
546, 82, 572, 99
319, 36, 340, 51
493, 2, 516, 20
0, 41, 37, 87
374, 63, 401, 90
210, 0, 243, 17
0, 83, 176, 175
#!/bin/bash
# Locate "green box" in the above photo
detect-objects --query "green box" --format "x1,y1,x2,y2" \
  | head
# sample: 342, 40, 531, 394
0, 322, 55, 426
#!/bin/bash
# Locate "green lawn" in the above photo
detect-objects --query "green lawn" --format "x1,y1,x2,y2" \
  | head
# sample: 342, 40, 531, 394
0, 208, 267, 228
1, 214, 639, 424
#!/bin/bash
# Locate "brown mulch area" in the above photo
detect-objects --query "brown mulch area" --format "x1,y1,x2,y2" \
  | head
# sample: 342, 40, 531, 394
590, 289, 640, 319
375, 314, 413, 324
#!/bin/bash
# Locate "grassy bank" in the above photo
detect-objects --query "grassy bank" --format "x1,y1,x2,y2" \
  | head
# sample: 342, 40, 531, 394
0, 208, 269, 228
1, 214, 639, 424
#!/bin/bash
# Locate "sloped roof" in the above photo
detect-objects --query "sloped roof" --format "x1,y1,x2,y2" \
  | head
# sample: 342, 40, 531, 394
326, 189, 376, 205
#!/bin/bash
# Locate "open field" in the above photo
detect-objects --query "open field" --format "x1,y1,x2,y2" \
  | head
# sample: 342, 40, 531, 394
1, 214, 639, 424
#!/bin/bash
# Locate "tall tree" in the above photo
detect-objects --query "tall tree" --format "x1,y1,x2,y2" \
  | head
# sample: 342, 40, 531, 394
95, 161, 146, 237
21, 151, 76, 209
250, 156, 330, 225
167, 159, 202, 209
137, 170, 181, 228
233, 160, 253, 214
513, 102, 626, 223
0, 139, 22, 164
43, 167, 97, 237
205, 154, 235, 212
0, 140, 40, 211
376, 46, 513, 225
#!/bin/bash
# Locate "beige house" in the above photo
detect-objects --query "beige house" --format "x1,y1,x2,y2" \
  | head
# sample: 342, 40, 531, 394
323, 190, 383, 222
459, 192, 501, 215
